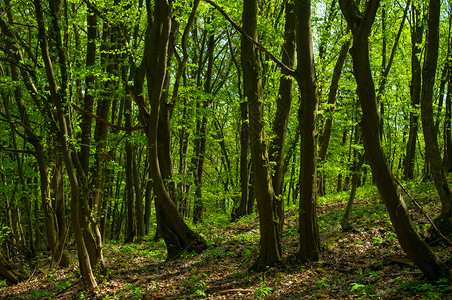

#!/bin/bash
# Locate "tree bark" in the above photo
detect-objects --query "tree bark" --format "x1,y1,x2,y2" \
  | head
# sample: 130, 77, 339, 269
78, 6, 97, 174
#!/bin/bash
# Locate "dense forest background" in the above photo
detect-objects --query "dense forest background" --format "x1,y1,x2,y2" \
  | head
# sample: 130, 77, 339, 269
1, 0, 452, 298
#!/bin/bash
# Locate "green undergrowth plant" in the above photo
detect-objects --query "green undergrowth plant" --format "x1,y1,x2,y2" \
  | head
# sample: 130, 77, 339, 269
125, 283, 144, 299
182, 273, 209, 297
395, 278, 449, 299
30, 290, 55, 299
350, 282, 375, 297
254, 274, 273, 299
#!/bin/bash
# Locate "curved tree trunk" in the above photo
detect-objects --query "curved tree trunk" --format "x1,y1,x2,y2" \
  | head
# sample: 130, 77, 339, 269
132, 0, 206, 260
0, 252, 25, 285
339, 0, 450, 282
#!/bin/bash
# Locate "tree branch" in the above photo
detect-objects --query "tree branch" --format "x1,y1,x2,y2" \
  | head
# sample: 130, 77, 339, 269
395, 178, 452, 247
0, 146, 35, 155
71, 104, 145, 132
202, 0, 296, 77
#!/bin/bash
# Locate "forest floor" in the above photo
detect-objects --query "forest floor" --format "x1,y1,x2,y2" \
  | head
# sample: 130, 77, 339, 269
1, 184, 452, 299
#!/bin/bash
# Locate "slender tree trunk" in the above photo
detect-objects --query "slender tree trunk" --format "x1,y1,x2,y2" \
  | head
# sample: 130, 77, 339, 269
268, 0, 296, 234
445, 67, 452, 171
78, 6, 96, 174
341, 153, 365, 232
133, 156, 145, 237
50, 154, 70, 267
296, 0, 321, 263
235, 99, 250, 218
193, 33, 215, 224
144, 179, 153, 235
420, 0, 452, 235
318, 40, 351, 196
125, 96, 137, 243
226, 29, 248, 220
403, 4, 423, 180
339, 0, 450, 282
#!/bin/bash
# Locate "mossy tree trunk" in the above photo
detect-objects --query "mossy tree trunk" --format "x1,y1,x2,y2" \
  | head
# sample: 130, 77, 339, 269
242, 0, 282, 270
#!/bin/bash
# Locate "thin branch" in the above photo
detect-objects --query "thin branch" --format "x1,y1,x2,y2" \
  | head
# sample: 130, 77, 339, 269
71, 104, 145, 132
0, 146, 35, 155
202, 0, 296, 77
377, 0, 410, 98
395, 178, 452, 246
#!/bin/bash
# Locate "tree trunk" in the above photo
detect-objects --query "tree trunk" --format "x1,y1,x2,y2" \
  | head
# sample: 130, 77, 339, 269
420, 0, 452, 235
242, 0, 281, 270
78, 6, 96, 174
339, 0, 451, 282
403, 3, 423, 180
235, 98, 250, 219
132, 0, 206, 259
50, 154, 70, 267
341, 152, 365, 232
125, 96, 137, 243
268, 0, 296, 234
144, 179, 153, 235
296, 0, 321, 263
0, 252, 25, 284
445, 64, 452, 172
193, 33, 215, 224
318, 40, 351, 196
133, 156, 146, 237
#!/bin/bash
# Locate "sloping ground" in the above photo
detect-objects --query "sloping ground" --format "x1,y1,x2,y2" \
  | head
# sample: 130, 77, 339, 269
1, 191, 451, 299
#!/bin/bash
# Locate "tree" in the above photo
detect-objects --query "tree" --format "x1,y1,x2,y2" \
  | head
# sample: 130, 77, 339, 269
130, 0, 207, 260
339, 0, 450, 281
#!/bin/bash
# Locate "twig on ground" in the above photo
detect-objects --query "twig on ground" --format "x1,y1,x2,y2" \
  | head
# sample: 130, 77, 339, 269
214, 288, 253, 295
